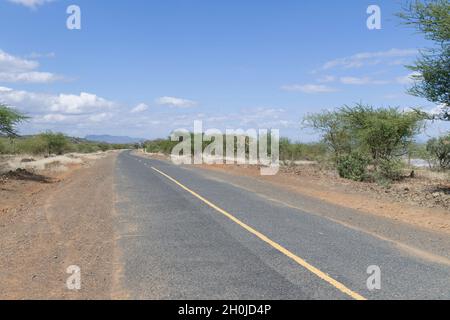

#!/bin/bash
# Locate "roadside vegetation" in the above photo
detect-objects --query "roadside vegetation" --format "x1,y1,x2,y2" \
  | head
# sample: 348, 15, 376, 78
0, 134, 133, 156
398, 0, 449, 120
304, 104, 426, 183
1, 1, 448, 188
0, 104, 134, 156
304, 0, 449, 184
143, 134, 328, 164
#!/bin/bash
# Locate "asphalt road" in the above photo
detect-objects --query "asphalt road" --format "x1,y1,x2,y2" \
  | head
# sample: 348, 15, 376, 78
114, 151, 450, 300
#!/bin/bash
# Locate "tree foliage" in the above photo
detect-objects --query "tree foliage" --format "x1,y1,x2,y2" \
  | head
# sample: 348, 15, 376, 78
0, 104, 28, 137
340, 104, 424, 165
303, 111, 351, 160
39, 131, 69, 155
399, 0, 450, 119
304, 104, 425, 181
427, 134, 450, 169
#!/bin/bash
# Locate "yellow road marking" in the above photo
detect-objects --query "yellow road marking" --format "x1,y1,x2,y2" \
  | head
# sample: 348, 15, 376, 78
151, 166, 367, 301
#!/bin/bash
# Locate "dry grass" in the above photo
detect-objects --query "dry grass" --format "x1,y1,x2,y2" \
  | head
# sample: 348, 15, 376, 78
0, 152, 111, 175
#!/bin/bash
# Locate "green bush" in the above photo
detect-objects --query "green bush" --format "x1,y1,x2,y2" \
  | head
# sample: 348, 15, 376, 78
16, 136, 48, 155
337, 153, 369, 181
97, 143, 111, 152
75, 143, 100, 154
377, 158, 404, 181
39, 132, 69, 155
0, 140, 5, 154
427, 135, 450, 170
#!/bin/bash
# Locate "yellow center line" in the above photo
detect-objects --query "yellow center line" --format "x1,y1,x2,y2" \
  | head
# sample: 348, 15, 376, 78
151, 166, 367, 301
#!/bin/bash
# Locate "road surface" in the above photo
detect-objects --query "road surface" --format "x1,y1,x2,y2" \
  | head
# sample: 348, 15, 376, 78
113, 151, 450, 300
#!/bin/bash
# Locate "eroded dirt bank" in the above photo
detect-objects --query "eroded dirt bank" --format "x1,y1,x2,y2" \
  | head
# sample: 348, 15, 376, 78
0, 152, 120, 299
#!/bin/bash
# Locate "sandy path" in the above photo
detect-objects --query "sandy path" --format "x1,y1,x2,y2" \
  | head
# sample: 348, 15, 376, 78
0, 153, 120, 299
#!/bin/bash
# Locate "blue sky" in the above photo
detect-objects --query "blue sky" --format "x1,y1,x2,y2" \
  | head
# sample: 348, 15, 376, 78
0, 0, 448, 141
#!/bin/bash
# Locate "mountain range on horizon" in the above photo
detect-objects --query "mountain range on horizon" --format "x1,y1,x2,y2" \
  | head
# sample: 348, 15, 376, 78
85, 135, 146, 144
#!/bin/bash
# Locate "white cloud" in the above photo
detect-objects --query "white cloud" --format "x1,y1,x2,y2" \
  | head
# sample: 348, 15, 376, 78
25, 52, 56, 59
158, 107, 295, 129
7, 0, 54, 9
396, 72, 421, 85
131, 103, 149, 113
35, 114, 69, 123
0, 87, 116, 115
0, 71, 62, 83
337, 73, 420, 86
281, 84, 338, 93
321, 48, 417, 70
155, 96, 198, 108
340, 76, 389, 85
425, 104, 448, 117
383, 93, 404, 99
0, 49, 63, 83
317, 75, 336, 83
0, 49, 37, 72
88, 112, 113, 123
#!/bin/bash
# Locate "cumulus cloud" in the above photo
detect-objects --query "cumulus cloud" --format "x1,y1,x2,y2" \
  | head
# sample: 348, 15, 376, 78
0, 86, 115, 115
0, 50, 37, 72
34, 114, 69, 123
155, 96, 198, 108
7, 0, 54, 9
0, 49, 63, 83
281, 84, 338, 93
131, 103, 149, 113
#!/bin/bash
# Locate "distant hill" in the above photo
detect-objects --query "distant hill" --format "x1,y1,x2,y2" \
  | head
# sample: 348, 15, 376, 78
85, 135, 145, 144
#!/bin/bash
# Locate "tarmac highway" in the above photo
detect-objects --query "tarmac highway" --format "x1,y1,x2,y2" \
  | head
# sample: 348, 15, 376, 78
113, 151, 450, 300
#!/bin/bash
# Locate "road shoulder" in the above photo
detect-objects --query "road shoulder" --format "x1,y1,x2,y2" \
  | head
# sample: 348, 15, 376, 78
0, 152, 119, 299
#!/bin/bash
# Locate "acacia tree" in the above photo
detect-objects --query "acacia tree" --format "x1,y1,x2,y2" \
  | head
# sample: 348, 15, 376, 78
398, 0, 450, 119
340, 104, 425, 167
305, 104, 425, 181
303, 111, 352, 160
427, 135, 450, 169
0, 104, 28, 137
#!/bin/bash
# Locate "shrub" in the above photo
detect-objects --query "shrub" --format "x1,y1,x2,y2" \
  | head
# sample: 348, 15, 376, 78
303, 111, 352, 160
427, 135, 450, 170
16, 136, 48, 155
97, 143, 110, 152
75, 143, 100, 154
39, 132, 69, 155
340, 104, 424, 165
306, 104, 425, 183
377, 158, 404, 181
337, 153, 369, 181
0, 140, 5, 154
